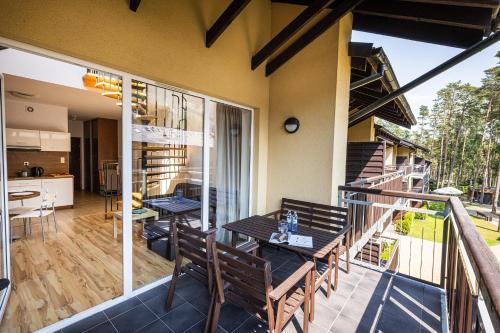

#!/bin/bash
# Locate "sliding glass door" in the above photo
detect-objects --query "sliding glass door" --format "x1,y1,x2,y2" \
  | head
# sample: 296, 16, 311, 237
130, 81, 204, 289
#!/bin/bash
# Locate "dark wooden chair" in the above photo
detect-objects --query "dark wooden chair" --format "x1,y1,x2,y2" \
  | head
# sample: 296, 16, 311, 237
265, 198, 351, 297
165, 222, 217, 310
165, 222, 259, 310
206, 241, 314, 333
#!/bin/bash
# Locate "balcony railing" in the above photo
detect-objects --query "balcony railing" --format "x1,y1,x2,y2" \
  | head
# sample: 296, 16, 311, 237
338, 185, 500, 332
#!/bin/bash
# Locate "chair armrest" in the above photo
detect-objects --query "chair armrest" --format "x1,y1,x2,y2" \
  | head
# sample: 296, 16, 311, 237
269, 261, 314, 301
263, 210, 281, 220
236, 241, 259, 254
338, 224, 352, 237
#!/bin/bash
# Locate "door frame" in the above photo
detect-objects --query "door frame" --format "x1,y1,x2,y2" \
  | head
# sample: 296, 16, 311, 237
0, 74, 12, 321
0, 37, 255, 333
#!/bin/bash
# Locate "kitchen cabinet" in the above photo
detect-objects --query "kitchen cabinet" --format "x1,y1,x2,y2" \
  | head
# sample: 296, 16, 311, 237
6, 128, 41, 148
8, 177, 74, 208
40, 131, 71, 152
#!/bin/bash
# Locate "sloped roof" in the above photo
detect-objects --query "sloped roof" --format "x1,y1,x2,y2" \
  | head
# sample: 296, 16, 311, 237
375, 125, 429, 153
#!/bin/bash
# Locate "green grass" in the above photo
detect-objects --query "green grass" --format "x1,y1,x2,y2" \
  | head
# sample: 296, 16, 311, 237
405, 214, 500, 246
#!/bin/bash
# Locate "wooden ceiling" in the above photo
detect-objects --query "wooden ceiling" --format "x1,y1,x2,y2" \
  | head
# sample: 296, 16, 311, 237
272, 0, 500, 48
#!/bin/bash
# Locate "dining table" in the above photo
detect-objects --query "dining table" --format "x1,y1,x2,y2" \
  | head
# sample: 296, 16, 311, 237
223, 215, 345, 321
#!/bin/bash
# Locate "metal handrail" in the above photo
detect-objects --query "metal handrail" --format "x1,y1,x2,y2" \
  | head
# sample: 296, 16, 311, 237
338, 185, 500, 329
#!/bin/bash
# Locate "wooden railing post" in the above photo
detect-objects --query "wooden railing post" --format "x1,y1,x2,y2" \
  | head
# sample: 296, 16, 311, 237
440, 201, 451, 288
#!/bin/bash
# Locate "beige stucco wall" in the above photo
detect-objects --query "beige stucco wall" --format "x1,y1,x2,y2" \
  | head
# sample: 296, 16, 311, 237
347, 116, 375, 142
0, 0, 271, 214
266, 4, 352, 209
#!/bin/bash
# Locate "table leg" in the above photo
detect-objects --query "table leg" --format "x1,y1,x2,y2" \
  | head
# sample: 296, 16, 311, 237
166, 215, 176, 261
113, 216, 118, 239
310, 258, 316, 322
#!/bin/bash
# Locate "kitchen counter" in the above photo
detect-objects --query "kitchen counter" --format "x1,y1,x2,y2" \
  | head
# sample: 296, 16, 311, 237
8, 175, 74, 181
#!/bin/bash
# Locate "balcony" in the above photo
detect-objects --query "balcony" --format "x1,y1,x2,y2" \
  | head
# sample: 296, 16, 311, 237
59, 185, 499, 333
60, 246, 444, 333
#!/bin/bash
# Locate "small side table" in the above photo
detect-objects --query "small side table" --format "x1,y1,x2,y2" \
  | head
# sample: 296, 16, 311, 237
113, 208, 159, 239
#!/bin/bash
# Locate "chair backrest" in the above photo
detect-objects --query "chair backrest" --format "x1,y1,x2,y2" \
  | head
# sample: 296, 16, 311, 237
173, 182, 201, 200
211, 241, 272, 317
280, 198, 349, 234
41, 190, 57, 209
172, 222, 216, 286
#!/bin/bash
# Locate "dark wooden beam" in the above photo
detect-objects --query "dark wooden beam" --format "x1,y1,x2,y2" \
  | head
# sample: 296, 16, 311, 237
252, 0, 331, 70
206, 0, 251, 48
398, 0, 499, 9
354, 0, 491, 30
129, 0, 141, 12
272, 0, 499, 9
353, 13, 484, 48
266, 0, 364, 76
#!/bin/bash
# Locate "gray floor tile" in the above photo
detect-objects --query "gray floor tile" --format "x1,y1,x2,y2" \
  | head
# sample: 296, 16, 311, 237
111, 304, 157, 333
233, 316, 269, 333
62, 312, 108, 333
160, 302, 205, 333
137, 284, 169, 302
217, 303, 252, 332
135, 319, 173, 333
85, 321, 118, 333
143, 291, 186, 317
104, 297, 143, 319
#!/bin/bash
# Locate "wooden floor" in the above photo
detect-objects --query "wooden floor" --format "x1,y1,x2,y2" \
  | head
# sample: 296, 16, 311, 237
0, 191, 175, 333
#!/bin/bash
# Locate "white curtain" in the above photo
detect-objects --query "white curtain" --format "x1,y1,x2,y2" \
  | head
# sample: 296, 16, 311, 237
215, 103, 251, 243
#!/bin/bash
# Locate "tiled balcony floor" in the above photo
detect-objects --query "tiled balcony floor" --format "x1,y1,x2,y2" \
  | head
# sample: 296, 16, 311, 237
58, 247, 444, 333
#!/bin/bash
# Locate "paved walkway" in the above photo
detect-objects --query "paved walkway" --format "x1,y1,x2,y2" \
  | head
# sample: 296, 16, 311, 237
58, 247, 444, 333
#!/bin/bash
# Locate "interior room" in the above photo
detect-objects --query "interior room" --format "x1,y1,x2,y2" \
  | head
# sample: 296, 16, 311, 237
0, 48, 253, 332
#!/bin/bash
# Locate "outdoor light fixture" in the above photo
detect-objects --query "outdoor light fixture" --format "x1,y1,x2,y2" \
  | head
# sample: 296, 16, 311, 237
284, 117, 300, 134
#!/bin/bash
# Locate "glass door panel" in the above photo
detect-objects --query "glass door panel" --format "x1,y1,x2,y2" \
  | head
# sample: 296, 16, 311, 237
131, 81, 204, 289
0, 74, 11, 318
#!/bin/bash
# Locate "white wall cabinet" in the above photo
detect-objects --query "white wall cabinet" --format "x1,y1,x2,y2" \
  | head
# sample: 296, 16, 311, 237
40, 131, 71, 152
8, 178, 74, 208
6, 128, 41, 148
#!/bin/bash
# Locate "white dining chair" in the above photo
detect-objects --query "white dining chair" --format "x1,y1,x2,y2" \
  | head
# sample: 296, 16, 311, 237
9, 206, 37, 241
11, 191, 57, 242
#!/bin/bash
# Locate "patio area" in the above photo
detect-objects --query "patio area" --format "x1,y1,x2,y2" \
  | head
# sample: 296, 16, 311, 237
58, 246, 444, 333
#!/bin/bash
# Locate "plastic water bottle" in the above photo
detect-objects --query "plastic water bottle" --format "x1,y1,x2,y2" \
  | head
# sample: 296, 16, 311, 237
286, 210, 293, 232
292, 211, 298, 233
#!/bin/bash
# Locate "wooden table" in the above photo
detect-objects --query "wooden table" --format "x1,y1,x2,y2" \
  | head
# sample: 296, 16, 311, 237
8, 191, 40, 202
223, 215, 344, 320
113, 208, 159, 239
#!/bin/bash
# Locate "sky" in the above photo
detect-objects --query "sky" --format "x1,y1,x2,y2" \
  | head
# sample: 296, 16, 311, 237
351, 31, 499, 128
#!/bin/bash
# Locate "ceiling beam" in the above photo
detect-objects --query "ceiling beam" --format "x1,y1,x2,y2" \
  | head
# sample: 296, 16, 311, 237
272, 0, 499, 9
252, 0, 331, 70
129, 0, 141, 12
206, 0, 251, 48
354, 0, 491, 30
397, 0, 499, 9
266, 0, 364, 76
353, 13, 484, 48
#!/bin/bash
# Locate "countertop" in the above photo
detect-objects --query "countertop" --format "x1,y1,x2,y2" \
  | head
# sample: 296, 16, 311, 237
8, 175, 74, 181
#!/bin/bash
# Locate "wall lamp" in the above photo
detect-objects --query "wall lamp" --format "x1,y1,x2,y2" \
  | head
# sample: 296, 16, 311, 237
284, 117, 300, 134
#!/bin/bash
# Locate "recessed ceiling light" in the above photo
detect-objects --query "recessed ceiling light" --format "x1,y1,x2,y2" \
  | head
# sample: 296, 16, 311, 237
8, 91, 38, 99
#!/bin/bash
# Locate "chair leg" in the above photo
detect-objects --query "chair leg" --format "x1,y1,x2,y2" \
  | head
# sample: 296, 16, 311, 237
334, 247, 339, 292
303, 270, 312, 333
29, 218, 32, 236
327, 252, 333, 298
275, 296, 286, 333
53, 211, 58, 233
165, 255, 182, 310
40, 217, 46, 243
204, 293, 216, 333
209, 299, 222, 333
